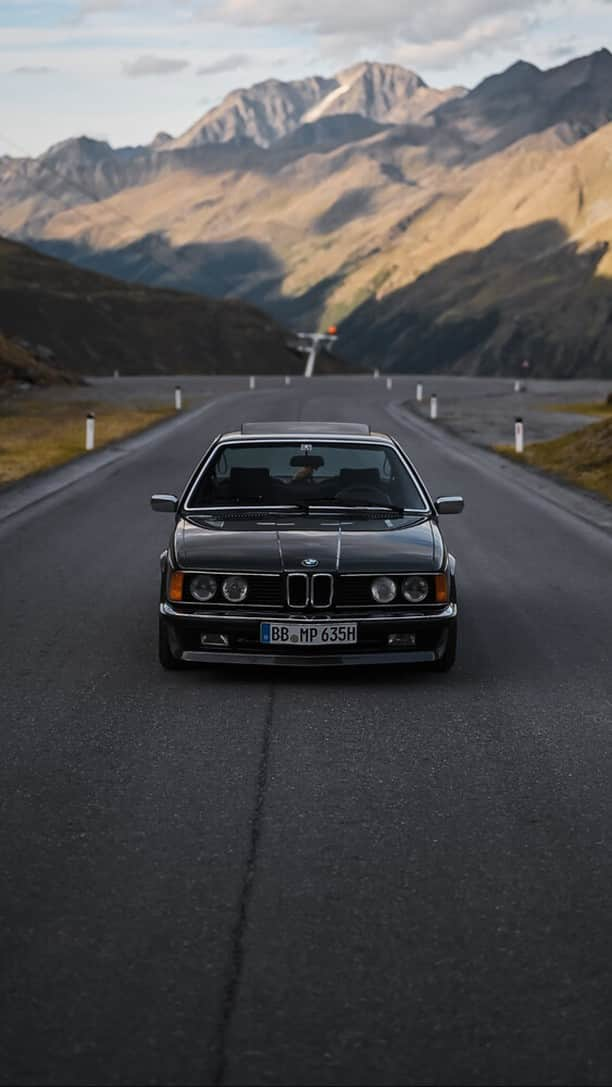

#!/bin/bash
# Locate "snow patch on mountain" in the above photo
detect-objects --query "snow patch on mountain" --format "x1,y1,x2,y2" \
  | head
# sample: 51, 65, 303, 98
302, 81, 352, 123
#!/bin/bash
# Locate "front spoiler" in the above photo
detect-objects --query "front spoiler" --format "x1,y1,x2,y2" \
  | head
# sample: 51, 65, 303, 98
160, 602, 457, 667
181, 649, 439, 667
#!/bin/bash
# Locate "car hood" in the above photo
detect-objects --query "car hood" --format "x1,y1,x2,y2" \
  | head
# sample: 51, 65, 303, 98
175, 514, 443, 573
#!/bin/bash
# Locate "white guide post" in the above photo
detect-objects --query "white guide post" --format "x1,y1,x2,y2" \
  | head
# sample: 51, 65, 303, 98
249, 375, 256, 390
174, 385, 182, 411
515, 417, 525, 454
285, 376, 291, 386
430, 394, 438, 421
386, 376, 393, 391
373, 368, 380, 379
416, 382, 424, 403
85, 412, 95, 451
514, 379, 522, 393
113, 369, 119, 380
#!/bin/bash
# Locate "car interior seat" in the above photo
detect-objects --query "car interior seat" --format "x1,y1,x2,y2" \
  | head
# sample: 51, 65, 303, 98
229, 467, 276, 503
337, 468, 383, 489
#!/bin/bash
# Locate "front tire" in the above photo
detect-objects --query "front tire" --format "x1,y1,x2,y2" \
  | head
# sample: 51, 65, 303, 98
431, 621, 457, 673
158, 617, 187, 670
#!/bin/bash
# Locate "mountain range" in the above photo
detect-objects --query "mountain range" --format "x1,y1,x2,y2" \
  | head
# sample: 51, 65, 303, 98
168, 63, 465, 149
2, 52, 612, 376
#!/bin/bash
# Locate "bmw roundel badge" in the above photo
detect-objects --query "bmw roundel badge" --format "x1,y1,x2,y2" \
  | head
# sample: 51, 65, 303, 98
301, 558, 319, 568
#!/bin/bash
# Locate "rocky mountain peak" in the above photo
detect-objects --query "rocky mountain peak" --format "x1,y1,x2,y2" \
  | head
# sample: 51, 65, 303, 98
169, 62, 460, 149
170, 73, 336, 149
40, 136, 113, 164
470, 60, 542, 101
151, 131, 173, 149
432, 49, 612, 153
337, 60, 426, 88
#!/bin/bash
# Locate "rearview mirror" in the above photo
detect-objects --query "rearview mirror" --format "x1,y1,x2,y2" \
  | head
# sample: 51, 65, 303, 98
435, 496, 464, 515
151, 494, 178, 513
290, 455, 325, 468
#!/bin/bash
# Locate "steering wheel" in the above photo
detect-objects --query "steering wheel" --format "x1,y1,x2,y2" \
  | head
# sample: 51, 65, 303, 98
334, 485, 391, 505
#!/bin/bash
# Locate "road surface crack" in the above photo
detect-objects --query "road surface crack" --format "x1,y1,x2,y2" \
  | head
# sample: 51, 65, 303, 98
212, 684, 275, 1085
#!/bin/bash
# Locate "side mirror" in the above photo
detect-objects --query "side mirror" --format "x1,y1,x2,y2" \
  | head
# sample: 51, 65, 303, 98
151, 494, 178, 513
435, 496, 464, 515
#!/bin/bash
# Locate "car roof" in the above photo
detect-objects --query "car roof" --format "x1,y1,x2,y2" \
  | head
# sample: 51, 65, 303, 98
217, 422, 393, 443
239, 421, 371, 437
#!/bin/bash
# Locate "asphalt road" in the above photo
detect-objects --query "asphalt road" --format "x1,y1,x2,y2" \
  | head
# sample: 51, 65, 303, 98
1, 379, 611, 1086
30, 371, 612, 448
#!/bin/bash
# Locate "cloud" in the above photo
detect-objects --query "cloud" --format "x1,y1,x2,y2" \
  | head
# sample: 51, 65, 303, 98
548, 42, 578, 60
196, 52, 251, 75
122, 54, 191, 77
74, 0, 182, 22
10, 65, 56, 75
393, 12, 536, 71
209, 0, 552, 47
79, 0, 139, 12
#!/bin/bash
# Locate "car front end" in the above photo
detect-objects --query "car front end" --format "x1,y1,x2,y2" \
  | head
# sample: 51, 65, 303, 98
154, 424, 462, 671
159, 526, 457, 669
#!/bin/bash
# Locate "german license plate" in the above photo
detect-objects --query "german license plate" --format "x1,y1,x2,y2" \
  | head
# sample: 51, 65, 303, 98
260, 622, 358, 646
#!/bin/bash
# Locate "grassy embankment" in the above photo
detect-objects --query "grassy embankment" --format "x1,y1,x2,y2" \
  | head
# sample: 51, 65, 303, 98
0, 398, 175, 486
496, 401, 612, 502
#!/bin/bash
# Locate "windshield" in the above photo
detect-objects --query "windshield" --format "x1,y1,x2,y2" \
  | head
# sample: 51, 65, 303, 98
186, 441, 428, 511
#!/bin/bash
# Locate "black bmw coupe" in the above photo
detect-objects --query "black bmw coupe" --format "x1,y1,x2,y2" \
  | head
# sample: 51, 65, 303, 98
151, 422, 464, 670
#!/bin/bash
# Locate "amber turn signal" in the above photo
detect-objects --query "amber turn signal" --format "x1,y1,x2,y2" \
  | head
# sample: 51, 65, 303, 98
168, 571, 184, 602
434, 573, 449, 603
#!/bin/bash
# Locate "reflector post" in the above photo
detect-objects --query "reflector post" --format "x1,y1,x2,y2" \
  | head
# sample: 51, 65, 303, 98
169, 571, 184, 602
434, 573, 449, 603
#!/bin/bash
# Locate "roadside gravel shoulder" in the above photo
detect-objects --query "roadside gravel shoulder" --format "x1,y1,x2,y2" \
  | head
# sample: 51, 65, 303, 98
388, 400, 612, 536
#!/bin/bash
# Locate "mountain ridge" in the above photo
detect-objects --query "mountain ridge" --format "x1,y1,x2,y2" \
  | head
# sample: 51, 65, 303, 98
168, 61, 466, 150
2, 51, 612, 377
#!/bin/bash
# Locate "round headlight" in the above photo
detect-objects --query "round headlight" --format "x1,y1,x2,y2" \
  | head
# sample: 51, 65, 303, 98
371, 576, 397, 604
190, 574, 217, 602
222, 576, 249, 603
402, 576, 429, 604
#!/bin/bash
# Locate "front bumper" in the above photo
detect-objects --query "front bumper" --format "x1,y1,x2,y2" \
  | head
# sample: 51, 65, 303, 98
160, 602, 457, 667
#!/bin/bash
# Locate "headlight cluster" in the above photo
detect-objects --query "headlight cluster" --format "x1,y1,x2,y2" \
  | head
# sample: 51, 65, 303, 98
371, 576, 397, 604
402, 576, 429, 604
189, 574, 249, 603
190, 574, 218, 602
370, 575, 431, 604
222, 576, 249, 603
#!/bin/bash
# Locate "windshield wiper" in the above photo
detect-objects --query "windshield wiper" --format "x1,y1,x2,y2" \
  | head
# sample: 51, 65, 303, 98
189, 504, 309, 518
304, 505, 425, 518
188, 504, 429, 520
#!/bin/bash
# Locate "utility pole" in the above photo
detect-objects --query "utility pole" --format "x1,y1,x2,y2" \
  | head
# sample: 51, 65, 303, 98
292, 326, 339, 378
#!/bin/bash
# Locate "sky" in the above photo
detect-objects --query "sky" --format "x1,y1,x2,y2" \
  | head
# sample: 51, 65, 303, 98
0, 0, 611, 156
